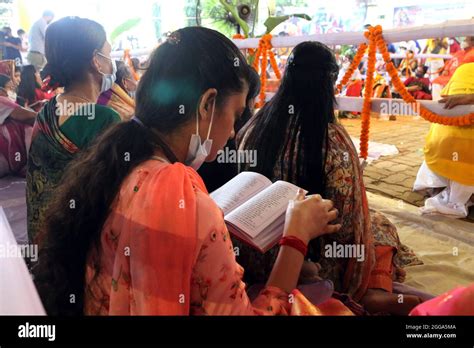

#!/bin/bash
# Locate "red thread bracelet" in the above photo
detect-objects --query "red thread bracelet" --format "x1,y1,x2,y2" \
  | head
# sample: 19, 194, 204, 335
279, 236, 308, 256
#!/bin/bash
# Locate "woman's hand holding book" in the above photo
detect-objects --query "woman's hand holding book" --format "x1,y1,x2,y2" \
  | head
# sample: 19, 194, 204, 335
283, 189, 341, 245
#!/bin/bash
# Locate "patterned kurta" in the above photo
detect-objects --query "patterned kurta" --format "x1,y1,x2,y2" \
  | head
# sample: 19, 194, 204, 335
235, 122, 421, 300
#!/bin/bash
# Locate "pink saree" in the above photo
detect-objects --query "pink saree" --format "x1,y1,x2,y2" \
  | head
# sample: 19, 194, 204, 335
0, 97, 32, 177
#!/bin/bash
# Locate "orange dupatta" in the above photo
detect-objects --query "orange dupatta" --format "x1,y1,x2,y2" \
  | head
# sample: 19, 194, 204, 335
85, 160, 207, 315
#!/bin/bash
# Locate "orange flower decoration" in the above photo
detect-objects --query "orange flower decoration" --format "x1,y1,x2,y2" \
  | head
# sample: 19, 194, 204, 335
250, 34, 282, 108
336, 24, 474, 158
232, 34, 255, 56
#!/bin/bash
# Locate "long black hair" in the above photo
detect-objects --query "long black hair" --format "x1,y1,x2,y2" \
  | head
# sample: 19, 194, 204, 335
42, 17, 106, 88
33, 26, 251, 316
18, 65, 39, 103
238, 41, 339, 195
235, 66, 260, 132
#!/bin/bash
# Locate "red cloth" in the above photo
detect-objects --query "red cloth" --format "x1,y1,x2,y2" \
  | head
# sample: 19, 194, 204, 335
346, 80, 363, 97
34, 88, 54, 102
404, 77, 432, 100
449, 41, 462, 54
29, 89, 54, 111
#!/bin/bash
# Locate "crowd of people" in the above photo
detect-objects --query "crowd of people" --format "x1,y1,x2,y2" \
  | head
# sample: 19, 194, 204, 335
334, 36, 474, 103
0, 11, 138, 178
0, 14, 473, 316
332, 36, 474, 218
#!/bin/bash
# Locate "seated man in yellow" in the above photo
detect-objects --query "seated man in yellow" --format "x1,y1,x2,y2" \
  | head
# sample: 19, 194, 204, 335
413, 62, 474, 217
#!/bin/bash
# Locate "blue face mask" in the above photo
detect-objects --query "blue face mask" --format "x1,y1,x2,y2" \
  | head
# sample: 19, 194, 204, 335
96, 52, 117, 93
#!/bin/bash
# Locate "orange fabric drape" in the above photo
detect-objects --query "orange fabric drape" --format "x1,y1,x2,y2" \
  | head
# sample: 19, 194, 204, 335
85, 162, 206, 315
123, 49, 140, 81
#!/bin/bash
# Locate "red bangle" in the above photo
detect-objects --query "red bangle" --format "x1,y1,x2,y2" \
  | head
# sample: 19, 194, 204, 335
279, 236, 308, 256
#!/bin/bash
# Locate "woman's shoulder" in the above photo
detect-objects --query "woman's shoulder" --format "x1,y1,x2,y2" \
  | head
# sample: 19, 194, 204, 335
0, 95, 18, 108
327, 122, 358, 154
93, 104, 121, 120
127, 160, 223, 226
328, 121, 350, 138
58, 103, 121, 149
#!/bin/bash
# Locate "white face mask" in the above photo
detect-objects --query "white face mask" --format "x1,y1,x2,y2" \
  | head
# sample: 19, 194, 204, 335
185, 98, 216, 171
96, 52, 117, 93
342, 61, 350, 70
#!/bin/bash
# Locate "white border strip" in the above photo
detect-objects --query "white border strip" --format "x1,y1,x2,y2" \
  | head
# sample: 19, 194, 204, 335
335, 97, 474, 116
111, 19, 473, 59
233, 19, 474, 49
111, 49, 452, 60
265, 93, 474, 116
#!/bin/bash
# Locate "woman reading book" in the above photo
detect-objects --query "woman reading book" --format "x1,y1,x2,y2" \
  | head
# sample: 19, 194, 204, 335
237, 41, 423, 315
32, 27, 344, 316
198, 67, 261, 192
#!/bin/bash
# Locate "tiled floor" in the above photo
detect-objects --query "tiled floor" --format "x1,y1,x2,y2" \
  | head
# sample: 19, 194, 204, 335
340, 115, 474, 222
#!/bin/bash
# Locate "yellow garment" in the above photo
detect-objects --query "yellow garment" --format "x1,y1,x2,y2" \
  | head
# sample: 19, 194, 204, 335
442, 63, 474, 95
99, 83, 135, 121
424, 63, 474, 185
425, 38, 448, 60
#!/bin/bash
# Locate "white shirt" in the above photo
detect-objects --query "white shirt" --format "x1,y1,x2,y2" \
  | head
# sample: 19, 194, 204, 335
28, 18, 48, 55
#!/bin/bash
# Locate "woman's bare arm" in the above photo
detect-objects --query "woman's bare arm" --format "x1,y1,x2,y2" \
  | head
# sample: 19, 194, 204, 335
266, 191, 340, 293
10, 106, 37, 124
439, 94, 474, 109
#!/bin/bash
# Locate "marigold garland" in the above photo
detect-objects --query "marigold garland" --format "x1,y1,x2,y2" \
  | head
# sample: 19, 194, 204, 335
245, 34, 281, 108
232, 34, 255, 56
237, 26, 474, 159
370, 25, 474, 127
359, 29, 377, 159
336, 43, 367, 93
337, 24, 474, 159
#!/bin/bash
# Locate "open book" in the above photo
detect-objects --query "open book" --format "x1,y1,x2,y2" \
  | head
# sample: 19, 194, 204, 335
210, 172, 306, 253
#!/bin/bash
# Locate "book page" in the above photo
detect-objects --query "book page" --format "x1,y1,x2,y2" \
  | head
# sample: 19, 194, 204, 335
225, 180, 303, 238
210, 172, 272, 216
